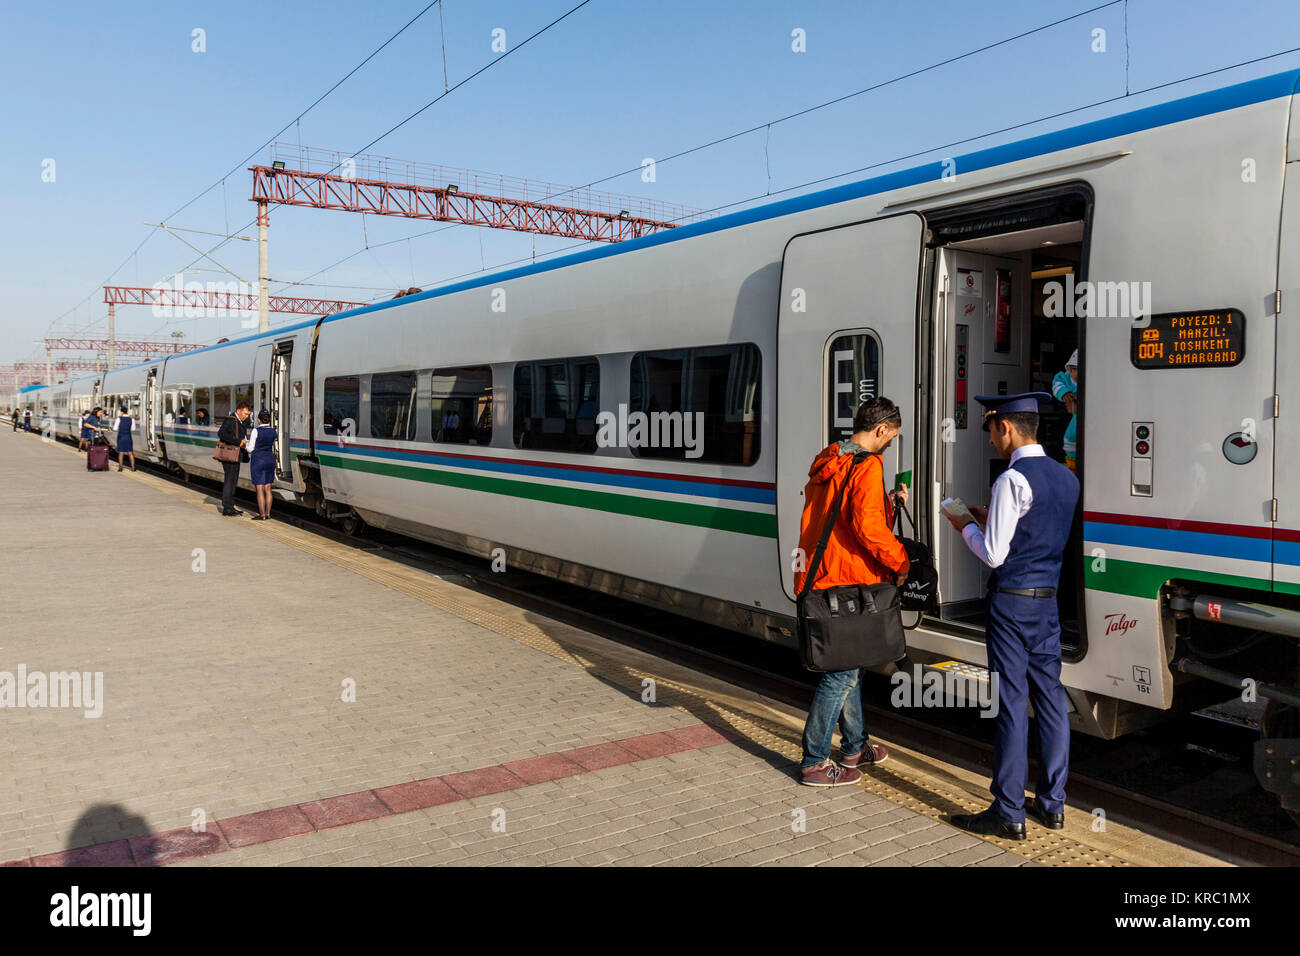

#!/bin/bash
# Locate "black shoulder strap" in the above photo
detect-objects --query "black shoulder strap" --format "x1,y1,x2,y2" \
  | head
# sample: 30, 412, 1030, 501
798, 451, 869, 600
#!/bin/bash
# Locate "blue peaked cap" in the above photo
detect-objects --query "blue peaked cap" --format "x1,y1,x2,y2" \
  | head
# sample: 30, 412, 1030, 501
974, 391, 1053, 431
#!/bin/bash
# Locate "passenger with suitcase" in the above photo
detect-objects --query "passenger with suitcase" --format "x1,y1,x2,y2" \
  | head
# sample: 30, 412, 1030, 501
795, 397, 911, 787
86, 419, 110, 472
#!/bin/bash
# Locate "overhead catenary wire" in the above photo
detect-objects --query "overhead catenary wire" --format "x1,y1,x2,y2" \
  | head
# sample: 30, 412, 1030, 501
406, 44, 1300, 295
148, 0, 596, 318
43, 0, 449, 336
285, 0, 1132, 302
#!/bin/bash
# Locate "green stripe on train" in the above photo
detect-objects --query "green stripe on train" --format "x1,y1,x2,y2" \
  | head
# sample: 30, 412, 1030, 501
1086, 556, 1271, 598
318, 452, 779, 538
164, 433, 216, 447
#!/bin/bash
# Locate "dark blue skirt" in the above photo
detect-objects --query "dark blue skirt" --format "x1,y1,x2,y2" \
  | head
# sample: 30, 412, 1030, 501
117, 435, 134, 453
250, 455, 276, 485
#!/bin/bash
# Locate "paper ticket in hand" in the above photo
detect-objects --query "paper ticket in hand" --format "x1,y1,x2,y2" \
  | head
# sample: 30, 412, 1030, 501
941, 497, 974, 524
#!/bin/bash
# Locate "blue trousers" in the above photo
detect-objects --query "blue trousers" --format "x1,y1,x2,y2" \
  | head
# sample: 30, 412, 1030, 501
800, 668, 867, 768
984, 591, 1071, 823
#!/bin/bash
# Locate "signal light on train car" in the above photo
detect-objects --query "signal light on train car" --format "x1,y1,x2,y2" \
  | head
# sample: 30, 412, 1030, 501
1136, 425, 1149, 440
1135, 440, 1150, 455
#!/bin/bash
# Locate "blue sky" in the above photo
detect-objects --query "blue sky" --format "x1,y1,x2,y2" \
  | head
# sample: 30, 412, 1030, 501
2, 0, 1299, 370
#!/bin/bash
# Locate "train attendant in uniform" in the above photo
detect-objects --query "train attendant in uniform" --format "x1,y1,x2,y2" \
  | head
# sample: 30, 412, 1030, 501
247, 409, 277, 520
795, 397, 910, 787
115, 405, 136, 472
941, 392, 1079, 839
217, 400, 252, 517
1051, 349, 1079, 472
78, 409, 92, 450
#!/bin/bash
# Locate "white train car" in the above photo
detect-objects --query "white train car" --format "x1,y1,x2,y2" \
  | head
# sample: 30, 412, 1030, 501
308, 67, 1300, 786
98, 360, 166, 462
156, 324, 315, 495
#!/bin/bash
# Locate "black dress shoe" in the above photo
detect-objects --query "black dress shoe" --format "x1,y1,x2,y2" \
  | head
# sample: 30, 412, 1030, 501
949, 808, 1026, 840
1026, 797, 1065, 829
221, 509, 241, 517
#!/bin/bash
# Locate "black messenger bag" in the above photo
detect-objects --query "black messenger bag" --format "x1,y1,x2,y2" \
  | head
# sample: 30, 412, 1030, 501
796, 452, 906, 672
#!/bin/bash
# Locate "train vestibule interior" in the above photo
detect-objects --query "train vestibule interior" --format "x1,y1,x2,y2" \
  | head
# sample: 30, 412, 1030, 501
930, 218, 1085, 650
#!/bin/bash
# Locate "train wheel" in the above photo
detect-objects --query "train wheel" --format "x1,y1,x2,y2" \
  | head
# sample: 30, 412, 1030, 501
1260, 698, 1300, 825
339, 513, 364, 537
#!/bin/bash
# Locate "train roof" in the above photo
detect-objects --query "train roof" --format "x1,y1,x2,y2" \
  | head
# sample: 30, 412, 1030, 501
36, 66, 1300, 392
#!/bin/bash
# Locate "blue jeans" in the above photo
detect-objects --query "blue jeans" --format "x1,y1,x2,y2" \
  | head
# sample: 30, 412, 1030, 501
800, 668, 867, 768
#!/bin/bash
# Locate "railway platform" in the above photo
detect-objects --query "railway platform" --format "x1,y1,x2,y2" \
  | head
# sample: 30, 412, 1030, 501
0, 426, 1226, 867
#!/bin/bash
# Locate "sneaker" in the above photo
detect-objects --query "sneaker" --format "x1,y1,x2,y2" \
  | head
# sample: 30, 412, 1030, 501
839, 743, 889, 768
799, 759, 862, 787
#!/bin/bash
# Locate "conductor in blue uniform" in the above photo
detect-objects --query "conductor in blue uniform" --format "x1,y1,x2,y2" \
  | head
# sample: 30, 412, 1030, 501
941, 392, 1079, 839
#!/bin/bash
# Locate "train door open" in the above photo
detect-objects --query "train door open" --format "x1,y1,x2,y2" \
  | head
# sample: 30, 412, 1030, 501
777, 212, 926, 599
923, 189, 1090, 653
271, 344, 292, 477
144, 369, 159, 453
254, 341, 294, 479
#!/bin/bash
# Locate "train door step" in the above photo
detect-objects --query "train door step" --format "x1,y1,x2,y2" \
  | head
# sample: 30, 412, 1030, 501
906, 660, 1077, 715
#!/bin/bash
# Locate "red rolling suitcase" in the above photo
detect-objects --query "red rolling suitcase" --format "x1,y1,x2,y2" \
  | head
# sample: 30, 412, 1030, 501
87, 437, 110, 472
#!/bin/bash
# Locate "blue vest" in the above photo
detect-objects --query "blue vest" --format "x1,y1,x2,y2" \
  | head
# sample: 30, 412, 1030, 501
250, 425, 277, 461
989, 455, 1080, 590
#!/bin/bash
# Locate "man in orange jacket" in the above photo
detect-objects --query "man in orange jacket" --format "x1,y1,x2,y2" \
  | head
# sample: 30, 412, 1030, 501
798, 397, 911, 787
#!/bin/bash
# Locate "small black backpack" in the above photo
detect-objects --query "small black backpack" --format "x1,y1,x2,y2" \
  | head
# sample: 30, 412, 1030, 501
892, 501, 938, 617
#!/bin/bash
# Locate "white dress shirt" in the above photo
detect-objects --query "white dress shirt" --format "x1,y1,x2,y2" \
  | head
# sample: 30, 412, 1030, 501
960, 443, 1045, 568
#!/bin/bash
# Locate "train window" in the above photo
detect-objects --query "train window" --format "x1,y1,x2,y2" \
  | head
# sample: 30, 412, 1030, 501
194, 387, 211, 425
212, 386, 231, 420
826, 332, 881, 445
370, 371, 418, 441
235, 384, 253, 417
164, 390, 176, 425
324, 376, 359, 436
176, 387, 192, 424
431, 366, 492, 445
513, 357, 599, 452
629, 343, 761, 465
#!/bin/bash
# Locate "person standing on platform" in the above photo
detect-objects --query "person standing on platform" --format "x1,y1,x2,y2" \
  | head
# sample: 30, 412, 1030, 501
795, 396, 910, 787
247, 409, 278, 520
11, 408, 19, 432
84, 407, 103, 449
941, 392, 1079, 839
1051, 349, 1079, 472
24, 407, 32, 432
115, 405, 136, 472
217, 401, 252, 517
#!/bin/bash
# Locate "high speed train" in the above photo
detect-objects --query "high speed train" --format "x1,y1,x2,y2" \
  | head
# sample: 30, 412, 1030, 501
16, 68, 1300, 814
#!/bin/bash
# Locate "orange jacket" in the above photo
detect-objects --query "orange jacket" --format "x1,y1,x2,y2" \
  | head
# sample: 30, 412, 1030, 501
794, 443, 910, 594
